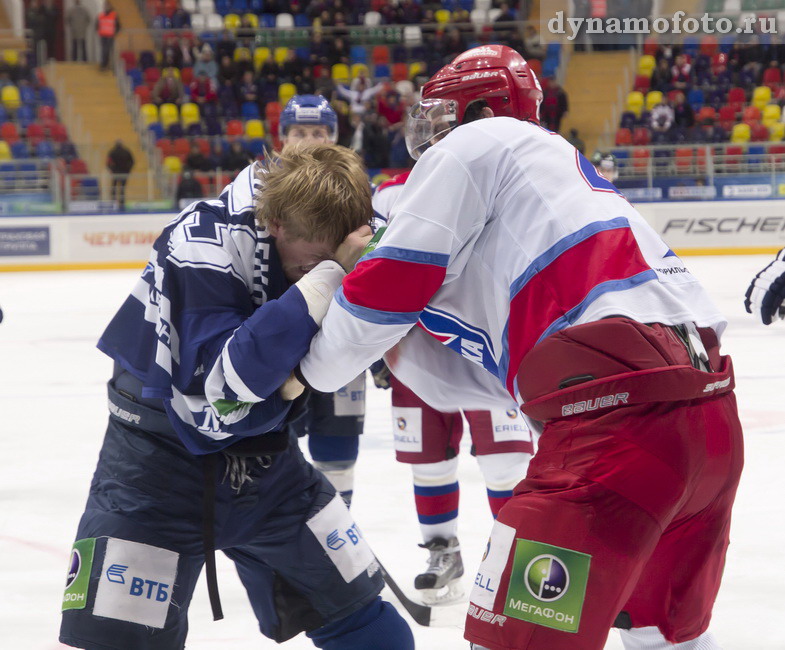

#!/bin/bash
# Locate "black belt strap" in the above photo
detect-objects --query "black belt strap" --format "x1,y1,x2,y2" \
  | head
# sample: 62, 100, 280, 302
202, 454, 223, 621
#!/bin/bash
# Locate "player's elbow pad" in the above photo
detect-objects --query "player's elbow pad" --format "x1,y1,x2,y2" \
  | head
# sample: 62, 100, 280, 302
295, 260, 346, 326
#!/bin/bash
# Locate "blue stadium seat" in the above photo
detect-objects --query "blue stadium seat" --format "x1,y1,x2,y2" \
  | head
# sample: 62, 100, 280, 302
241, 101, 260, 120
139, 50, 156, 70
232, 0, 248, 13
36, 141, 55, 158
215, 0, 231, 15
38, 86, 57, 106
186, 122, 204, 136
205, 117, 222, 136
350, 45, 367, 64
81, 177, 100, 199
748, 145, 766, 167
687, 88, 704, 110
546, 42, 562, 59
683, 36, 699, 58
295, 46, 311, 61
59, 142, 77, 160
11, 141, 29, 158
148, 122, 165, 140
542, 59, 559, 77
620, 111, 636, 130
247, 137, 266, 157
719, 34, 735, 53
16, 105, 35, 128
20, 85, 36, 106
167, 123, 184, 138
260, 13, 275, 28
248, 0, 263, 12
0, 104, 7, 122
374, 64, 390, 79
128, 68, 144, 88
294, 13, 310, 26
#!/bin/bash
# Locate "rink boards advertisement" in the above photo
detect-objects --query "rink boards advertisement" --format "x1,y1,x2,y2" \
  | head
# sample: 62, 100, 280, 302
0, 201, 783, 271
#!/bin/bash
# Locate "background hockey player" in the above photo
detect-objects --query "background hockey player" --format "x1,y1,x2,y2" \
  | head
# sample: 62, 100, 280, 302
297, 45, 744, 650
59, 144, 414, 650
372, 172, 535, 606
278, 94, 366, 507
590, 150, 619, 182
745, 248, 785, 325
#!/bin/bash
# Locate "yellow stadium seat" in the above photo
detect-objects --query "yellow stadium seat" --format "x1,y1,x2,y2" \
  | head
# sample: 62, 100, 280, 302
645, 90, 664, 111
140, 103, 159, 126
409, 61, 425, 78
274, 47, 290, 65
163, 156, 183, 174
626, 91, 645, 117
730, 122, 751, 143
278, 82, 296, 106
246, 119, 265, 138
331, 63, 350, 84
2, 49, 19, 66
0, 140, 11, 160
769, 122, 785, 142
435, 9, 451, 23
180, 102, 200, 126
234, 47, 251, 63
1, 85, 21, 110
243, 13, 259, 28
752, 85, 772, 111
159, 103, 179, 129
762, 104, 781, 127
637, 54, 656, 77
254, 47, 271, 70
161, 66, 180, 80
351, 63, 369, 79
224, 13, 241, 30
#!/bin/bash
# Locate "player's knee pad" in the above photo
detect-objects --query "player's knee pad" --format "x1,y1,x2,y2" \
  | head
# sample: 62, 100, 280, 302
410, 456, 459, 486
307, 596, 414, 650
476, 452, 530, 492
312, 459, 356, 499
620, 626, 721, 650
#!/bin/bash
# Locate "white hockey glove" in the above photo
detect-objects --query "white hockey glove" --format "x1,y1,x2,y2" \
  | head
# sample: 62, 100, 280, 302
279, 371, 305, 401
745, 248, 785, 325
295, 259, 345, 326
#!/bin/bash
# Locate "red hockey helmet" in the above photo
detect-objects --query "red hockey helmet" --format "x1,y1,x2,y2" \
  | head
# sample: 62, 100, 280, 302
406, 45, 543, 159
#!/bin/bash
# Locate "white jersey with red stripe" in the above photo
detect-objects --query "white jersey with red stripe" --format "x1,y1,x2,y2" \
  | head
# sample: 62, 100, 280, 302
371, 171, 411, 226
301, 117, 726, 405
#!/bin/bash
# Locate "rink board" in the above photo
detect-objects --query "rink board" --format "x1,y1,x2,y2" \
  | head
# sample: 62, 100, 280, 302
1, 201, 784, 271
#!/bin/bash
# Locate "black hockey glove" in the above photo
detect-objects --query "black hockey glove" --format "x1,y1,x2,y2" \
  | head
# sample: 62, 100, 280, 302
369, 359, 391, 389
745, 248, 785, 325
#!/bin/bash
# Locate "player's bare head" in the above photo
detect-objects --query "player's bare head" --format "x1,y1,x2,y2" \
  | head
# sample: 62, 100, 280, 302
406, 45, 543, 160
254, 144, 372, 249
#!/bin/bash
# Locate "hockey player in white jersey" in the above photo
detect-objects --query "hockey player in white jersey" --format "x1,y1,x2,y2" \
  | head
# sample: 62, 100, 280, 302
745, 248, 785, 325
372, 172, 535, 606
297, 45, 744, 650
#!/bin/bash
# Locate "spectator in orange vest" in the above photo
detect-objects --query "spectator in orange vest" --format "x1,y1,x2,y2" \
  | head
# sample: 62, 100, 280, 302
96, 1, 121, 72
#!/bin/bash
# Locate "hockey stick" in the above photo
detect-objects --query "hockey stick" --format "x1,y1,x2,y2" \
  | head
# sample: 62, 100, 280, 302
376, 560, 433, 626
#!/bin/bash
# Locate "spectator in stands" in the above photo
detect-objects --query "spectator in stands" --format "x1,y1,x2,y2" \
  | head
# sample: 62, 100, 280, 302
218, 77, 239, 116
207, 140, 225, 170
0, 71, 12, 90
237, 70, 260, 108
171, 4, 190, 29
151, 68, 185, 105
441, 28, 467, 62
221, 140, 252, 172
309, 31, 330, 66
523, 25, 545, 60
650, 98, 674, 135
377, 89, 404, 128
44, 0, 59, 60
650, 59, 673, 93
189, 71, 218, 107
363, 113, 390, 168
194, 46, 218, 82
185, 143, 210, 172
329, 36, 351, 66
66, 0, 91, 62
161, 35, 185, 69
282, 50, 305, 84
671, 54, 691, 92
541, 77, 569, 133
26, 0, 48, 60
338, 76, 386, 116
314, 66, 335, 98
258, 72, 280, 107
566, 128, 586, 154
176, 169, 203, 206
96, 1, 120, 72
235, 48, 254, 79
106, 139, 134, 211
214, 31, 235, 62
297, 66, 316, 95
672, 92, 694, 129
218, 54, 237, 85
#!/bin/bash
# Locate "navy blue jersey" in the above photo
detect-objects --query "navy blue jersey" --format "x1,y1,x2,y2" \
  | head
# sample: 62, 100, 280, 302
98, 164, 318, 454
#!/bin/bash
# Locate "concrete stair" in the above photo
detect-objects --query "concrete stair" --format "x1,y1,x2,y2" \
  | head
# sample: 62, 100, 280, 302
50, 61, 155, 203
560, 50, 635, 155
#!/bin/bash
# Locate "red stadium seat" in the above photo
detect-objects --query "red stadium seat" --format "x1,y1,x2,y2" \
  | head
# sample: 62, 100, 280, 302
743, 105, 761, 124
615, 128, 632, 146
391, 62, 409, 82
68, 158, 88, 175
723, 145, 743, 171
674, 147, 693, 172
700, 35, 718, 56
632, 147, 651, 171
633, 74, 651, 93
633, 127, 651, 146
727, 87, 746, 106
762, 66, 782, 90
26, 122, 45, 145
751, 122, 769, 142
134, 85, 152, 105
643, 37, 659, 57
180, 67, 194, 86
156, 138, 174, 158
172, 137, 190, 161
371, 45, 390, 65
226, 120, 243, 137
50, 122, 68, 142
37, 105, 56, 121
195, 137, 210, 156
1, 121, 20, 144
120, 50, 137, 70
697, 106, 717, 124
144, 67, 161, 87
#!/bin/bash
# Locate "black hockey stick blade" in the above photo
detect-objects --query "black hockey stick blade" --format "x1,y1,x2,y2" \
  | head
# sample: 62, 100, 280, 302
377, 560, 432, 626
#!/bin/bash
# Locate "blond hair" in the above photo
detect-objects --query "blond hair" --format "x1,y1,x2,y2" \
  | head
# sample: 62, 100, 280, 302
254, 144, 372, 247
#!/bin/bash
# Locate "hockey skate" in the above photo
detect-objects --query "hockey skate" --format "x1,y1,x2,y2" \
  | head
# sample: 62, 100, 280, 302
414, 536, 465, 605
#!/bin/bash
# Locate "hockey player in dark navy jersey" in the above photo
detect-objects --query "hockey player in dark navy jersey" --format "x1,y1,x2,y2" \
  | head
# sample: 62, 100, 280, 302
59, 144, 414, 650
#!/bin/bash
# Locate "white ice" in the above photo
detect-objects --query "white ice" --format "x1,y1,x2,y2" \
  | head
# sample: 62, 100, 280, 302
1, 255, 783, 649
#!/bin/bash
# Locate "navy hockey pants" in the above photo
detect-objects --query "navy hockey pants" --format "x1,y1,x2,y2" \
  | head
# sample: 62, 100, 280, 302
60, 382, 383, 650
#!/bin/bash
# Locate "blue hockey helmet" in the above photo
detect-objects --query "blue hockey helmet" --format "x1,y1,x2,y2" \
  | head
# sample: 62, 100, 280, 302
279, 94, 338, 143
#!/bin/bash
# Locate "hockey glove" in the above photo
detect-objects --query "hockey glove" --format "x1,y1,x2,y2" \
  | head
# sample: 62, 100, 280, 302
745, 248, 785, 325
369, 359, 391, 389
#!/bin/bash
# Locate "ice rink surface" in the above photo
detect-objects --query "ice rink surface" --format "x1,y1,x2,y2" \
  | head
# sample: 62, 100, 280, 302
1, 254, 784, 649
